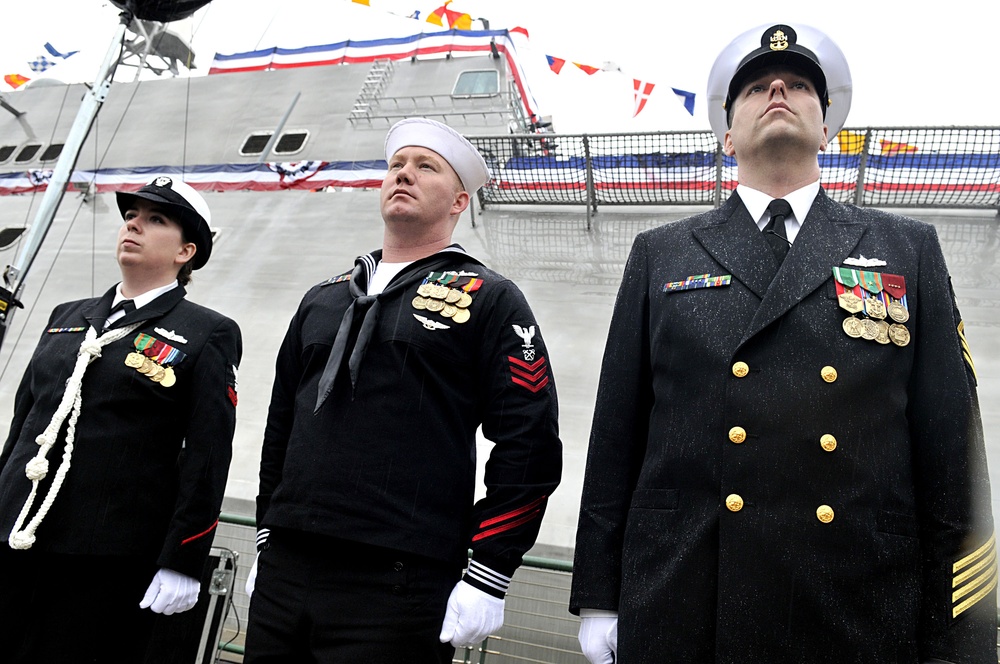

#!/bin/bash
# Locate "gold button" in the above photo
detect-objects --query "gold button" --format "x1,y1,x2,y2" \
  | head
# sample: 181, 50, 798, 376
728, 426, 747, 444
726, 494, 744, 512
732, 361, 749, 378
816, 505, 835, 523
821, 366, 838, 383
820, 434, 837, 452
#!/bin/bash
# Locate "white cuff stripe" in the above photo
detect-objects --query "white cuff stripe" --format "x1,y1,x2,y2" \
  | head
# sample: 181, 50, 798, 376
468, 560, 511, 591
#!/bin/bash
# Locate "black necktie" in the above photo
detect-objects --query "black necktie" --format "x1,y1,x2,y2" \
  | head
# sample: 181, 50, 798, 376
314, 253, 459, 412
763, 199, 792, 264
112, 299, 136, 315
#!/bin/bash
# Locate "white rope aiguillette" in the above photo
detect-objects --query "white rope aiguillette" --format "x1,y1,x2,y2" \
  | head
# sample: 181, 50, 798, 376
8, 322, 142, 550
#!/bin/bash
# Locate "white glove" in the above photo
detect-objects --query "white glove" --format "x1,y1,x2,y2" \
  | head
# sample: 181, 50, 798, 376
139, 568, 201, 615
438, 580, 505, 648
578, 610, 618, 664
245, 551, 259, 598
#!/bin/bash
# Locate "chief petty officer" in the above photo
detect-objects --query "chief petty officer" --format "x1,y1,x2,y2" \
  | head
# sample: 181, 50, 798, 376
570, 22, 996, 664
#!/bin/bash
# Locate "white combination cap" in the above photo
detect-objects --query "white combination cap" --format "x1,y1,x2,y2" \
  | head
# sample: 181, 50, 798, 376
706, 23, 852, 145
384, 118, 491, 193
115, 176, 213, 269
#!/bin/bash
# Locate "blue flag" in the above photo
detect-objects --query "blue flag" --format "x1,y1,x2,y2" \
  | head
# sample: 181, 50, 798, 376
44, 43, 80, 59
671, 88, 696, 116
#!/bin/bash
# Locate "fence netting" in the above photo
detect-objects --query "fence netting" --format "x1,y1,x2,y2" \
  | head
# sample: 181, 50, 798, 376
471, 127, 1000, 210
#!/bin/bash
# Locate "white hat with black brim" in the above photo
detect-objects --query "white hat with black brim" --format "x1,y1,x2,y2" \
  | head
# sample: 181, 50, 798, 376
706, 23, 852, 145
115, 177, 213, 269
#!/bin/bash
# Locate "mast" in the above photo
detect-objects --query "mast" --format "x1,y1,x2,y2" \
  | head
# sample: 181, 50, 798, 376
0, 10, 132, 352
0, 0, 212, 353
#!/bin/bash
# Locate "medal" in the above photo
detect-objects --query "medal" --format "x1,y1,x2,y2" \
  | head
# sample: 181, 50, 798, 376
150, 366, 166, 382
425, 299, 445, 312
887, 301, 909, 323
860, 318, 879, 340
139, 358, 157, 374
457, 293, 473, 308
412, 296, 428, 310
874, 320, 891, 345
864, 296, 887, 320
125, 352, 145, 368
833, 267, 860, 288
160, 367, 176, 388
889, 323, 911, 347
445, 288, 461, 304
881, 273, 910, 323
417, 283, 433, 297
842, 316, 864, 338
838, 291, 864, 314
441, 304, 458, 318
452, 308, 471, 324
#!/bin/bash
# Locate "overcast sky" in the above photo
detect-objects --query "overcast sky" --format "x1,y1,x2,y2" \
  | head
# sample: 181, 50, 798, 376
3, 0, 997, 133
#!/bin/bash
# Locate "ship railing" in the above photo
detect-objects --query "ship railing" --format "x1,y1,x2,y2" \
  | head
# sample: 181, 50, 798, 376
468, 127, 1000, 229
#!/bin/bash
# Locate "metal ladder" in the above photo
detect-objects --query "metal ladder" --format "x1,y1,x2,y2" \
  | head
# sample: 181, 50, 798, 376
349, 59, 395, 123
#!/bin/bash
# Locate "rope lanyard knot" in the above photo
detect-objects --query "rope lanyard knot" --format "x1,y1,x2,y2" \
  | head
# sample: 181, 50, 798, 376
8, 321, 142, 550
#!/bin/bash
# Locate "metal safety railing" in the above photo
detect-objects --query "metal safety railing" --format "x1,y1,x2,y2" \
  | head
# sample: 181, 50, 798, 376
469, 126, 1000, 228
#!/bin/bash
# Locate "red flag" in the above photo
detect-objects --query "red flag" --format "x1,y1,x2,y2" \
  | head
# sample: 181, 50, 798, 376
574, 62, 599, 75
443, 7, 472, 29
426, 1, 449, 26
510, 26, 529, 38
546, 55, 565, 75
633, 79, 655, 117
880, 139, 918, 155
4, 74, 30, 89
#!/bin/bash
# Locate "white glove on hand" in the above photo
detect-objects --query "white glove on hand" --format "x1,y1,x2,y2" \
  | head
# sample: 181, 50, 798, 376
438, 580, 505, 648
245, 552, 259, 598
578, 610, 618, 664
139, 568, 201, 615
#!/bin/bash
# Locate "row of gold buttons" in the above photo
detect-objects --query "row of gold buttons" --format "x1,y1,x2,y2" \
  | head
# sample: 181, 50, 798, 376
726, 362, 839, 522
731, 361, 840, 384
725, 494, 835, 523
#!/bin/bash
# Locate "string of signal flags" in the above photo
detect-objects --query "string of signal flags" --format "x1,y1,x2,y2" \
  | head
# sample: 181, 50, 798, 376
350, 0, 696, 119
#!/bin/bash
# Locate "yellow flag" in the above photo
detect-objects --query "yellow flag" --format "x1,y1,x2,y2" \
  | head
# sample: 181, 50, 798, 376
836, 130, 866, 155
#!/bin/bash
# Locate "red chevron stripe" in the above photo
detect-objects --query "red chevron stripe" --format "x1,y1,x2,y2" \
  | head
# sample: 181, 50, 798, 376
479, 495, 548, 528
472, 509, 542, 542
511, 375, 550, 393
507, 355, 546, 371
510, 365, 548, 382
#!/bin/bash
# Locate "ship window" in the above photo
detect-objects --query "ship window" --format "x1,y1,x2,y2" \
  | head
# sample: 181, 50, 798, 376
15, 144, 41, 163
453, 70, 499, 98
240, 133, 272, 156
0, 146, 15, 163
274, 131, 308, 155
40, 144, 64, 162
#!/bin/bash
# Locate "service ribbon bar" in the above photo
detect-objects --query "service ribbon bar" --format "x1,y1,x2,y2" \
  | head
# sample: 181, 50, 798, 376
664, 273, 732, 293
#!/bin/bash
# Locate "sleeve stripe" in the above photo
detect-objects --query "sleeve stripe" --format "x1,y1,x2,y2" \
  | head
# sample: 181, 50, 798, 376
953, 532, 995, 573
478, 495, 547, 529
467, 560, 512, 593
471, 509, 542, 542
953, 548, 995, 588
180, 518, 219, 546
953, 564, 996, 603
953, 567, 997, 618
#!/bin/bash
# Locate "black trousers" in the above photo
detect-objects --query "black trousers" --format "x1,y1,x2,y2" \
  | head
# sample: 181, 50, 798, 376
0, 546, 158, 663
245, 529, 461, 664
